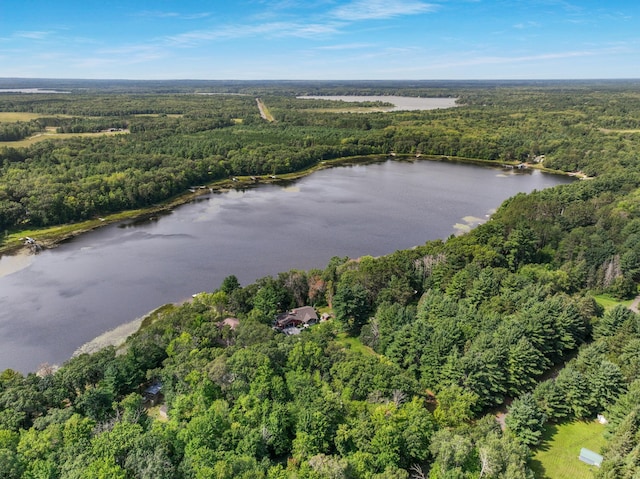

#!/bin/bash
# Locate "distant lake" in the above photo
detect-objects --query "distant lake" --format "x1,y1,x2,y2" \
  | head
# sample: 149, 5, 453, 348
297, 95, 458, 111
0, 160, 572, 372
0, 88, 71, 94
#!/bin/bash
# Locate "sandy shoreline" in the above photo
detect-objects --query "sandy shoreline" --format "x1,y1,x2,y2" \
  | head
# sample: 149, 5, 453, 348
0, 248, 35, 278
72, 316, 145, 357
71, 301, 185, 359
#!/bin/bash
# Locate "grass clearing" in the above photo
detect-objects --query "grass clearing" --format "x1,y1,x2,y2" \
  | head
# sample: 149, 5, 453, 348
530, 420, 607, 479
0, 112, 74, 122
592, 293, 634, 310
0, 112, 45, 122
1, 129, 129, 148
336, 332, 377, 356
600, 128, 640, 134
132, 113, 184, 118
146, 405, 168, 422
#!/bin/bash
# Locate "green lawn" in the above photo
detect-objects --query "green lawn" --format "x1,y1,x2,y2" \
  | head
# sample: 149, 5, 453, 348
335, 332, 377, 356
592, 292, 635, 311
530, 420, 607, 479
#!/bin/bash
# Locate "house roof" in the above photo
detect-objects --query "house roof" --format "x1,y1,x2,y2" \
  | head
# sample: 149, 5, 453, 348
290, 306, 318, 323
276, 306, 318, 327
145, 382, 163, 395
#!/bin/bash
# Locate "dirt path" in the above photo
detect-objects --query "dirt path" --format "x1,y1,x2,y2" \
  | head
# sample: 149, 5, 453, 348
256, 98, 274, 122
629, 294, 640, 313
496, 412, 507, 431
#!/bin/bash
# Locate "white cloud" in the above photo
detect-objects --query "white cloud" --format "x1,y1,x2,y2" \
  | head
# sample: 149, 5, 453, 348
99, 44, 162, 56
14, 31, 53, 40
73, 48, 167, 69
316, 43, 374, 50
331, 0, 437, 21
514, 21, 541, 29
165, 21, 343, 46
135, 11, 212, 20
130, 0, 438, 53
430, 46, 629, 69
255, 0, 335, 10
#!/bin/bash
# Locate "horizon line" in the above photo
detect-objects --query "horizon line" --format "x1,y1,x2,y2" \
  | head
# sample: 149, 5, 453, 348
2, 77, 640, 82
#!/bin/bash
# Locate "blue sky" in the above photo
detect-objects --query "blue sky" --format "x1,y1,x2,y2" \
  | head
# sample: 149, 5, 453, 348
1, 0, 638, 80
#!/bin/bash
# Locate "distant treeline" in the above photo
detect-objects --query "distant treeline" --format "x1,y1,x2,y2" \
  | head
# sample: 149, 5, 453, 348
2, 87, 640, 232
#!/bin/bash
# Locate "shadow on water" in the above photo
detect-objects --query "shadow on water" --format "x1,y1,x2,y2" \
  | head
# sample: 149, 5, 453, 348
118, 210, 173, 228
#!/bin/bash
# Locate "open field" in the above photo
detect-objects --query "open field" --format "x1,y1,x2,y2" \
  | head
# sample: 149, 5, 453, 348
1, 128, 129, 148
131, 113, 184, 118
336, 332, 377, 356
1, 112, 51, 122
592, 292, 635, 310
599, 128, 640, 134
530, 420, 607, 479
0, 112, 74, 122
0, 112, 45, 122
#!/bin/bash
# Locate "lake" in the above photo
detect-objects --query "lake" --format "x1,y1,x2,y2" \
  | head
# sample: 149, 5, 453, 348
297, 95, 458, 111
0, 88, 71, 94
0, 160, 572, 372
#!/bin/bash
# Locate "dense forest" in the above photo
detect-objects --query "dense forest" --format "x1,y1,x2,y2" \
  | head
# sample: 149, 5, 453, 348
2, 82, 640, 231
2, 81, 640, 478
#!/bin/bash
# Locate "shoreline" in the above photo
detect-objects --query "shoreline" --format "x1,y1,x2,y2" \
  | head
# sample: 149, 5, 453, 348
70, 302, 179, 359
72, 316, 144, 357
11, 156, 573, 371
0, 154, 572, 258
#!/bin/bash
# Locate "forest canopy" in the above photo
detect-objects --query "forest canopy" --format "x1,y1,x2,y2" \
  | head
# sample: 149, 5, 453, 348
2, 81, 640, 232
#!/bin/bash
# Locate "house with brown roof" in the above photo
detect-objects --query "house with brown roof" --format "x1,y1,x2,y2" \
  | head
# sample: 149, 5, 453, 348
275, 306, 318, 330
